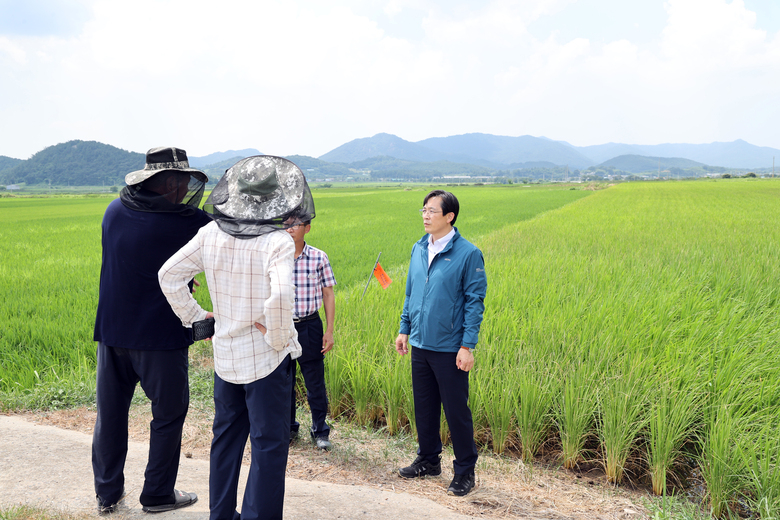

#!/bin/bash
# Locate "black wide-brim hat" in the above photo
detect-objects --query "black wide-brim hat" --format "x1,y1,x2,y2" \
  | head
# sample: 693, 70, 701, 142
125, 146, 207, 186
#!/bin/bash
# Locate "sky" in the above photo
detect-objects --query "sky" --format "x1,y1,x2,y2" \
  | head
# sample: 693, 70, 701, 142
1, 0, 779, 159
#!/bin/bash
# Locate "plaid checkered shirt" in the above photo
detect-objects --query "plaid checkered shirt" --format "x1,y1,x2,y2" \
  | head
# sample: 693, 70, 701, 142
159, 221, 302, 384
293, 243, 336, 318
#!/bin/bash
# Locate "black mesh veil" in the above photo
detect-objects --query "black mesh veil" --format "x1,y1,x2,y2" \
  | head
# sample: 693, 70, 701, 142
182, 174, 207, 208
203, 156, 315, 239
120, 171, 207, 215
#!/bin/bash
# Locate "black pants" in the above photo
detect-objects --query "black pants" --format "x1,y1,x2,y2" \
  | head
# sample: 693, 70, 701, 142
411, 346, 478, 475
92, 342, 189, 505
209, 356, 292, 520
290, 315, 330, 438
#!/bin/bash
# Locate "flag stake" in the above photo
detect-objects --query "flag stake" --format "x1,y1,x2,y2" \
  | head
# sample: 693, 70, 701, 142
361, 252, 382, 301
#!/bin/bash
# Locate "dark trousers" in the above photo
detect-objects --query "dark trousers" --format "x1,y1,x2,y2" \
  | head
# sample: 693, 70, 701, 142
411, 346, 478, 475
290, 316, 330, 438
92, 342, 189, 505
210, 356, 292, 520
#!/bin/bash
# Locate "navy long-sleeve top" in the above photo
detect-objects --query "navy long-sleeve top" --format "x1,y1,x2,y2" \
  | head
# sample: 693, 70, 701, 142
93, 198, 212, 350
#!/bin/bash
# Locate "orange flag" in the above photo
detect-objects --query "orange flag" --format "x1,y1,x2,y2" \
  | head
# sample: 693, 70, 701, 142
373, 262, 392, 289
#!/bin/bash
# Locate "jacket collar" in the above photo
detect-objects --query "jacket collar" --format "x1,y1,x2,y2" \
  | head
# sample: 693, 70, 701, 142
419, 227, 460, 253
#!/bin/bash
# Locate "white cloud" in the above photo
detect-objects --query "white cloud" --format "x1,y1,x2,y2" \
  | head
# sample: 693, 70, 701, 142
0, 36, 27, 64
661, 0, 772, 72
0, 0, 779, 159
473, 0, 780, 147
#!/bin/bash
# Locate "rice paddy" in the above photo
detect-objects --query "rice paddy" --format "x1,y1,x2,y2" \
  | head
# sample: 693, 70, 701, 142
2, 179, 779, 517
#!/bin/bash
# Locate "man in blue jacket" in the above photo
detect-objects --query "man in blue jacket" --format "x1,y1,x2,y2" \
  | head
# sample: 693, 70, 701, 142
394, 189, 487, 497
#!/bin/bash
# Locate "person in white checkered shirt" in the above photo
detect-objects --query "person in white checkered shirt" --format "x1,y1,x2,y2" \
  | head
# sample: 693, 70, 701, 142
159, 156, 314, 520
286, 219, 336, 450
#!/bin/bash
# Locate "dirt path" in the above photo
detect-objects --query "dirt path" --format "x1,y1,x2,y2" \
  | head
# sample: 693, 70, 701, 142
0, 415, 479, 520
1, 412, 654, 520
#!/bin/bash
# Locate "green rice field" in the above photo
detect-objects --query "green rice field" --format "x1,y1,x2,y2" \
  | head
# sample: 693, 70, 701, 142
2, 180, 780, 518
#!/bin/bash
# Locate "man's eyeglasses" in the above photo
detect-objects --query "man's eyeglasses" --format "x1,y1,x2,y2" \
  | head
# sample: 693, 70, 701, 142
419, 208, 442, 216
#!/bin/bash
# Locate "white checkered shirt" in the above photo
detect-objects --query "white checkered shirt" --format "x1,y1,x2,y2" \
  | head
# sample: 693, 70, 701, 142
159, 221, 301, 384
293, 243, 337, 318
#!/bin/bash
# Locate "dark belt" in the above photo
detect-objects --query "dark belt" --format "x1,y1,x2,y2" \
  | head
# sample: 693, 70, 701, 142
293, 312, 319, 323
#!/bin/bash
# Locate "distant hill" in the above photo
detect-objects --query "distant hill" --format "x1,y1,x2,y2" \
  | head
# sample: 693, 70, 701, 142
284, 155, 352, 178
0, 140, 144, 186
580, 140, 777, 169
319, 133, 451, 164
198, 154, 356, 182
0, 155, 22, 173
318, 133, 778, 170
189, 149, 261, 168
505, 161, 559, 169
348, 156, 495, 179
319, 132, 594, 169
636, 140, 778, 169
198, 151, 315, 183
418, 133, 593, 169
198, 157, 245, 184
598, 155, 705, 174
4, 133, 777, 187
577, 143, 644, 164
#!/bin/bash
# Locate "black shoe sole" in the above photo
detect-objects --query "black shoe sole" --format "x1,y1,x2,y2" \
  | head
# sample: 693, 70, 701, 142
447, 479, 475, 496
447, 486, 474, 496
398, 468, 442, 479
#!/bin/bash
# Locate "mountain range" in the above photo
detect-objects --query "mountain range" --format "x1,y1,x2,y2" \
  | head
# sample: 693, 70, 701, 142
1, 134, 776, 187
322, 133, 779, 170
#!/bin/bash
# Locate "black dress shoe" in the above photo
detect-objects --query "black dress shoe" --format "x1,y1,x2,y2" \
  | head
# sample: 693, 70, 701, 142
447, 472, 475, 496
142, 489, 198, 513
398, 455, 442, 478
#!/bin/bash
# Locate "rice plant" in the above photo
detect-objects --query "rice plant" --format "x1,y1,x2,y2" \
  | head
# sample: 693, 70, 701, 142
515, 360, 556, 462
378, 356, 409, 434
555, 364, 598, 470
597, 358, 650, 485
324, 347, 351, 418
739, 421, 780, 520
646, 363, 703, 495
471, 364, 515, 455
700, 403, 744, 518
342, 351, 377, 427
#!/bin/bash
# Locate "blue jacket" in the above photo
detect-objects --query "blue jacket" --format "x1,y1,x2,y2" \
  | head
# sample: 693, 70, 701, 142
399, 228, 487, 351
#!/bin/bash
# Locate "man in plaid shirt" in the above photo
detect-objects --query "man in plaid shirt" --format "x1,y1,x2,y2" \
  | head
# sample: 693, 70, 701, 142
287, 219, 336, 450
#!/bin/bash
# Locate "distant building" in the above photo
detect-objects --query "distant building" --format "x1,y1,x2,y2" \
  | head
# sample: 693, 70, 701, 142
436, 175, 492, 180
6, 185, 20, 191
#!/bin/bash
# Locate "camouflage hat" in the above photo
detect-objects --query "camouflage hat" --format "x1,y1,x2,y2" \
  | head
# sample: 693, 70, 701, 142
211, 156, 309, 221
125, 146, 207, 186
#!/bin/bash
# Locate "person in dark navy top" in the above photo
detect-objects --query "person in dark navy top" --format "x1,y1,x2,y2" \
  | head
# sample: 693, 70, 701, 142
92, 147, 211, 515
